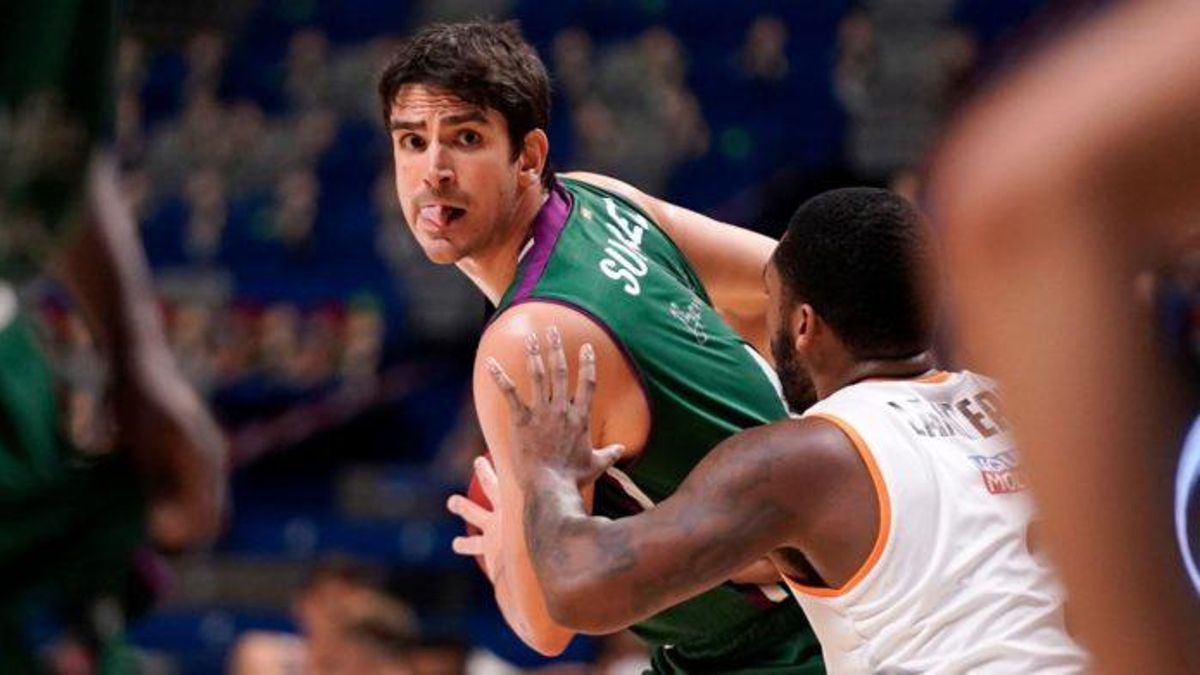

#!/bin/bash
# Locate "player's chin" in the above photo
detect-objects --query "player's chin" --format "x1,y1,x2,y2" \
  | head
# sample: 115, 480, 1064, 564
418, 239, 466, 265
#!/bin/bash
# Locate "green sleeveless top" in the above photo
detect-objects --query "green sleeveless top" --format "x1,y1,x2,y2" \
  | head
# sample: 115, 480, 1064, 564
0, 3, 145, 672
1, 0, 117, 280
494, 178, 823, 672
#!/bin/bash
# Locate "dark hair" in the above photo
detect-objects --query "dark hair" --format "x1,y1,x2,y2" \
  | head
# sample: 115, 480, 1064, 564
772, 187, 936, 359
299, 554, 387, 593
378, 21, 554, 189
298, 555, 417, 658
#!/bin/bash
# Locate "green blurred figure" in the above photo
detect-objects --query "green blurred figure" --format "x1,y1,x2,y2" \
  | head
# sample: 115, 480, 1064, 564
1, 1, 227, 671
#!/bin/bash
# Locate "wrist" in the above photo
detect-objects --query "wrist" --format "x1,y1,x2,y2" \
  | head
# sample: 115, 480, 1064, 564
519, 463, 575, 495
109, 336, 175, 388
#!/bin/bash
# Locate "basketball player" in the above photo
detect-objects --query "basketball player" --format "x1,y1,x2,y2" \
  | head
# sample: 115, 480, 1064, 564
1, 1, 226, 669
467, 188, 1089, 673
931, 0, 1200, 671
380, 21, 823, 672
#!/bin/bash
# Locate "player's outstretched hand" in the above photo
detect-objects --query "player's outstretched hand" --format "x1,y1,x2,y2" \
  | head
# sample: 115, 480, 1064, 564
486, 326, 623, 491
448, 455, 503, 582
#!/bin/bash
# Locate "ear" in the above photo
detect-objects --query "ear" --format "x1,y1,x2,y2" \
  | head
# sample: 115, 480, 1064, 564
517, 129, 550, 189
792, 304, 816, 354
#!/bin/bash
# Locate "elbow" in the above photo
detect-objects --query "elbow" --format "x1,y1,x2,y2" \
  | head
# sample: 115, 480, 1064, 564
148, 482, 227, 553
522, 628, 573, 657
506, 607, 574, 656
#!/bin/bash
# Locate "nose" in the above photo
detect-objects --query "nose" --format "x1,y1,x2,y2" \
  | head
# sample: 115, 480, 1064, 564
422, 141, 455, 190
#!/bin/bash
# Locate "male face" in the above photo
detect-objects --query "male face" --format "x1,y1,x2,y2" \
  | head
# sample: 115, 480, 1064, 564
387, 84, 525, 264
765, 260, 817, 411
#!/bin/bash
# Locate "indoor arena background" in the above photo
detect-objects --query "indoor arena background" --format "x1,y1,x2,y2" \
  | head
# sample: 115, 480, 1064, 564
20, 0, 1142, 672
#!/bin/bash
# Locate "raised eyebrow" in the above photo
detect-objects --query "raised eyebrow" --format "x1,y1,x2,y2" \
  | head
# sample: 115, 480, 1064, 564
443, 110, 489, 126
387, 110, 488, 133
388, 118, 424, 132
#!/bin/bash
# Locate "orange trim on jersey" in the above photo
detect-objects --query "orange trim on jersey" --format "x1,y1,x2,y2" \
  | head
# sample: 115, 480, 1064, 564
864, 370, 952, 385
914, 370, 952, 384
788, 412, 892, 598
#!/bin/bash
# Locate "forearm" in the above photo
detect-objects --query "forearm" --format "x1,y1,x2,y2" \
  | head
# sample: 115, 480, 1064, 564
55, 152, 226, 549
522, 469, 657, 632
521, 465, 775, 634
934, 2, 1200, 667
491, 477, 576, 654
54, 153, 168, 370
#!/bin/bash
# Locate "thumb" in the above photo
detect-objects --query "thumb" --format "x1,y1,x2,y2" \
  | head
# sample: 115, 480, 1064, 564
590, 444, 625, 477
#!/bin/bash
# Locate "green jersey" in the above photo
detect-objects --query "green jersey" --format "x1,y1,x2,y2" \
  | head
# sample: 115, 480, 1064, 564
494, 178, 823, 673
1, 0, 117, 279
0, 2, 145, 671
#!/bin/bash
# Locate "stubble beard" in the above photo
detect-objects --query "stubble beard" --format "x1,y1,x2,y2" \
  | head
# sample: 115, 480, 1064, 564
770, 328, 818, 413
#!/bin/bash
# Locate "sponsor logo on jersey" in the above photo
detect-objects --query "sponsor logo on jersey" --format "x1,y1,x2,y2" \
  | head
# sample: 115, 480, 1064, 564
968, 451, 1028, 494
669, 293, 709, 345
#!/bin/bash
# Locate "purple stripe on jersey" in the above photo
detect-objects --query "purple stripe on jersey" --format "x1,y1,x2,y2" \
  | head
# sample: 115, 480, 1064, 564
512, 184, 573, 302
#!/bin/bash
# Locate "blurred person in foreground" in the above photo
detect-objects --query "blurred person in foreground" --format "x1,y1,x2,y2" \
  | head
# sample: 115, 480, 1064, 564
471, 189, 1089, 673
230, 557, 428, 675
930, 0, 1200, 672
381, 21, 824, 673
0, 1, 227, 671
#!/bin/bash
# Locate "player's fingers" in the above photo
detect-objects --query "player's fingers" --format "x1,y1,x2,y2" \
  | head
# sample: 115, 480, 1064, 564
452, 535, 485, 557
573, 343, 597, 421
524, 332, 547, 403
592, 444, 624, 476
547, 326, 569, 409
475, 455, 501, 504
447, 494, 492, 529
485, 358, 529, 422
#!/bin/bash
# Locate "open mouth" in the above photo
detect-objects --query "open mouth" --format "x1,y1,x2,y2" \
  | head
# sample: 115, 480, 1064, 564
419, 205, 466, 228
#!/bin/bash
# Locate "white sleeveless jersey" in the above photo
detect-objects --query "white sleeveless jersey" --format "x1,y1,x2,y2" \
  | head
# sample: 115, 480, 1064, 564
785, 370, 1089, 674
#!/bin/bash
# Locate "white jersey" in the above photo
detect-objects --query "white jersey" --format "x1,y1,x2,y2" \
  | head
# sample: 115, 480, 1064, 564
784, 370, 1089, 674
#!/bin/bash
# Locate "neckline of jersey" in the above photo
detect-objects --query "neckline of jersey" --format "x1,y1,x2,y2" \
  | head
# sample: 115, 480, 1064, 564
497, 181, 575, 310
863, 369, 952, 384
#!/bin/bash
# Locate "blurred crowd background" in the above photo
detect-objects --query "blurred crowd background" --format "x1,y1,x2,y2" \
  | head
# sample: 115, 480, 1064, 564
23, 0, 1180, 673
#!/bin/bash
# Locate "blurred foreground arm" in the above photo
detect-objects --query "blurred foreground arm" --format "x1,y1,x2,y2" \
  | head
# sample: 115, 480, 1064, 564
52, 153, 227, 551
932, 1, 1200, 671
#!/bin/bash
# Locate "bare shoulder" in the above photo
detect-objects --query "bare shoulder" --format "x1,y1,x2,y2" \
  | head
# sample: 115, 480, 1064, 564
478, 301, 621, 366
775, 416, 867, 481
708, 417, 868, 505
560, 171, 665, 220
476, 301, 650, 454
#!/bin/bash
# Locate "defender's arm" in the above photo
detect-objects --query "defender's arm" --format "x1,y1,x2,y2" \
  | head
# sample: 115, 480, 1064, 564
479, 331, 881, 633
518, 419, 841, 633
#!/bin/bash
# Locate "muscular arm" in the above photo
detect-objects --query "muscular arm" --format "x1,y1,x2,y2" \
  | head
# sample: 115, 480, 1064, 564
932, 1, 1200, 670
51, 153, 227, 551
519, 418, 872, 634
563, 172, 777, 355
471, 303, 649, 654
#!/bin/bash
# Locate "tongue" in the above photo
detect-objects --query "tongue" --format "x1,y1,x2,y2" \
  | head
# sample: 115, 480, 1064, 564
421, 205, 459, 227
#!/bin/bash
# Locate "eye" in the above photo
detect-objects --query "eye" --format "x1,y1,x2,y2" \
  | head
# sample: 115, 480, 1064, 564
399, 134, 427, 151
457, 129, 482, 146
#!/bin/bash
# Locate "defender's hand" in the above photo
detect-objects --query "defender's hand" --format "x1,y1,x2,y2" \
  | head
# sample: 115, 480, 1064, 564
485, 327, 622, 491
